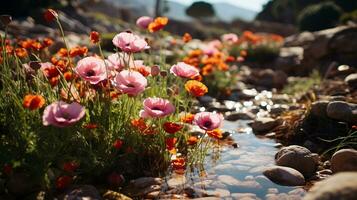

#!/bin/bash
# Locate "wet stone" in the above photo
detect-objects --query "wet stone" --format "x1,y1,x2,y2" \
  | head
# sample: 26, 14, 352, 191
61, 185, 101, 200
130, 177, 163, 188
103, 190, 132, 200
251, 117, 281, 134
231, 193, 260, 200
263, 166, 305, 186
167, 175, 187, 189
326, 101, 357, 124
304, 172, 357, 200
225, 112, 255, 121
275, 145, 318, 178
331, 148, 357, 173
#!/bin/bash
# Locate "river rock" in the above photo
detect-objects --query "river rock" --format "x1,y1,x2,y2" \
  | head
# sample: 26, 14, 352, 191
331, 149, 357, 173
275, 145, 318, 177
225, 112, 255, 121
326, 101, 357, 124
251, 117, 281, 134
167, 175, 186, 189
103, 190, 132, 200
130, 177, 162, 188
263, 166, 305, 186
345, 73, 357, 89
61, 185, 101, 200
231, 193, 261, 200
303, 172, 357, 200
310, 101, 329, 118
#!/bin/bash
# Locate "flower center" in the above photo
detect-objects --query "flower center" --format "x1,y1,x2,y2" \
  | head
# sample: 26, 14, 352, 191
126, 83, 135, 88
204, 121, 212, 128
152, 107, 161, 111
86, 69, 95, 77
62, 112, 71, 120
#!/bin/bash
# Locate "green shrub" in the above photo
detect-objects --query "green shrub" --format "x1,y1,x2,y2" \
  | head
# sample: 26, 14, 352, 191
340, 10, 357, 23
298, 2, 343, 31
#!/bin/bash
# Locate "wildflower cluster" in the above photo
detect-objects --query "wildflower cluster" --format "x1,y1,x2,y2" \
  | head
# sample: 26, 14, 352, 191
0, 11, 223, 192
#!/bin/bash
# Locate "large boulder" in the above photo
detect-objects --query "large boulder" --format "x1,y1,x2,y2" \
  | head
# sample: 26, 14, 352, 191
275, 145, 319, 178
303, 172, 357, 200
263, 166, 305, 186
326, 101, 357, 124
331, 149, 357, 173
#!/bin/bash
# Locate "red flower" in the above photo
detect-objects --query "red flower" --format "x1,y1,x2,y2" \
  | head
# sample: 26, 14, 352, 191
56, 175, 72, 190
44, 9, 58, 22
113, 139, 123, 150
107, 172, 124, 187
3, 164, 12, 176
63, 161, 79, 173
171, 157, 185, 171
90, 31, 100, 44
163, 122, 183, 134
165, 137, 177, 151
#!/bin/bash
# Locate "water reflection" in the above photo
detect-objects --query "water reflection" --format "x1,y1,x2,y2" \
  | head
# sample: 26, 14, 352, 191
168, 120, 306, 199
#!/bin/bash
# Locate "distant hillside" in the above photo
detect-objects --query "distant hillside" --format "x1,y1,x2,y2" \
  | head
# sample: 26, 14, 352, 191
104, 0, 257, 22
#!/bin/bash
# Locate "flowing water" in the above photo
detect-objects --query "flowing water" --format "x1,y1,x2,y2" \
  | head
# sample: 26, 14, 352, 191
165, 90, 306, 199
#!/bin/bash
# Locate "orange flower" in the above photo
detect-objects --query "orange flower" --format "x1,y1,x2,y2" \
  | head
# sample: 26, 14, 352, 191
69, 46, 88, 57
206, 129, 223, 139
189, 49, 203, 57
163, 122, 183, 134
15, 48, 28, 58
185, 80, 208, 97
131, 118, 157, 135
166, 137, 177, 151
43, 38, 54, 47
187, 136, 198, 145
180, 113, 194, 124
83, 123, 98, 129
148, 17, 168, 32
240, 50, 247, 57
90, 31, 100, 44
63, 71, 72, 81
201, 64, 214, 76
171, 157, 185, 171
192, 75, 202, 81
23, 94, 45, 110
31, 41, 43, 51
57, 48, 68, 57
44, 9, 58, 22
182, 33, 192, 43
18, 39, 33, 49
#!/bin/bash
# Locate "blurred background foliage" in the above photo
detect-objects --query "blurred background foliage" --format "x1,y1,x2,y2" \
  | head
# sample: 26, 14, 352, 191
257, 0, 357, 31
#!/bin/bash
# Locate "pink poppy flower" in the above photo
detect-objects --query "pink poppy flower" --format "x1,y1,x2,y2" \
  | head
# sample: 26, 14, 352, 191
42, 101, 85, 127
208, 40, 222, 48
105, 53, 125, 71
221, 33, 238, 43
170, 62, 199, 78
194, 112, 223, 131
113, 70, 147, 96
112, 32, 149, 53
74, 56, 107, 84
136, 16, 153, 29
140, 97, 175, 118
